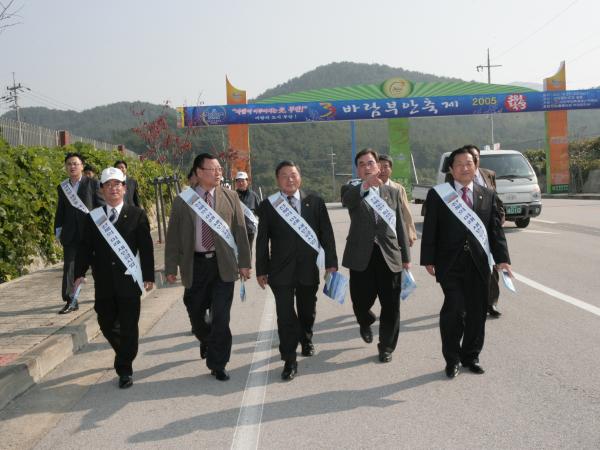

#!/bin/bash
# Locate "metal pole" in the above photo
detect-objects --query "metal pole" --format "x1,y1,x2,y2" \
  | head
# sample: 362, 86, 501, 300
487, 48, 495, 146
350, 121, 357, 178
330, 149, 336, 200
410, 152, 419, 185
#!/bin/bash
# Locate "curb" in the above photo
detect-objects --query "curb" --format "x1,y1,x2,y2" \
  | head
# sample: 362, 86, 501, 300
541, 193, 600, 200
0, 267, 170, 411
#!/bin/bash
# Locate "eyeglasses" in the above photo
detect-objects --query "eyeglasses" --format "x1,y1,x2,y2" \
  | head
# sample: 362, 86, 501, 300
200, 167, 223, 173
66, 162, 82, 167
358, 160, 377, 168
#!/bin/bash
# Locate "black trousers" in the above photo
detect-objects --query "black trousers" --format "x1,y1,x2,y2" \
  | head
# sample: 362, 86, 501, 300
95, 294, 141, 376
489, 268, 500, 306
349, 245, 402, 354
270, 283, 318, 362
439, 249, 489, 365
61, 244, 77, 302
183, 254, 234, 371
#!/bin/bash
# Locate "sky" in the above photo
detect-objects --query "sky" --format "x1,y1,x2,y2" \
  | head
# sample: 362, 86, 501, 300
1, 0, 599, 115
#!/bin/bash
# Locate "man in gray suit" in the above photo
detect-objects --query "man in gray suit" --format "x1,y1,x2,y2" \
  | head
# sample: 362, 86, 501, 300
165, 153, 251, 382
341, 148, 411, 363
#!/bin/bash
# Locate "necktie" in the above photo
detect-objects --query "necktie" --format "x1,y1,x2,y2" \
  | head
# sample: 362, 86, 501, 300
287, 195, 297, 212
201, 192, 215, 250
109, 207, 118, 224
461, 186, 473, 209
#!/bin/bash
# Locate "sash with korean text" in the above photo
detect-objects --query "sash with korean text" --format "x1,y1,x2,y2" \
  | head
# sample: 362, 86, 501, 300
268, 193, 325, 269
364, 187, 397, 237
60, 179, 89, 214
89, 207, 144, 292
240, 201, 258, 227
179, 188, 238, 259
433, 183, 494, 270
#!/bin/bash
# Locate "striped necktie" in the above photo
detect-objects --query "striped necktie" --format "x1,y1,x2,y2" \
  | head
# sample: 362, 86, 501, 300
461, 186, 473, 209
109, 207, 118, 224
201, 191, 215, 250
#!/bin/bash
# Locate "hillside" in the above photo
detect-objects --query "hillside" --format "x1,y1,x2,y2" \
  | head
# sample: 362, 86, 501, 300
3, 62, 600, 200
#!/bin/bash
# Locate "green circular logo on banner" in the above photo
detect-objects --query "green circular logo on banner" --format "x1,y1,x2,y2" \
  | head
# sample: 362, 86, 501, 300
382, 78, 413, 98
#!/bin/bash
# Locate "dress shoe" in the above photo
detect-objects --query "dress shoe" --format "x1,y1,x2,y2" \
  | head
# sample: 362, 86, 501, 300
445, 363, 460, 378
359, 325, 373, 344
378, 351, 392, 363
281, 361, 298, 381
301, 341, 315, 357
118, 375, 133, 389
488, 304, 502, 318
463, 362, 485, 374
58, 300, 79, 315
210, 369, 230, 381
200, 342, 208, 359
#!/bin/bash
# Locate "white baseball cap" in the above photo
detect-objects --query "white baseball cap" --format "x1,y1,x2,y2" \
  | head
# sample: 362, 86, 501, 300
100, 167, 125, 184
235, 171, 249, 180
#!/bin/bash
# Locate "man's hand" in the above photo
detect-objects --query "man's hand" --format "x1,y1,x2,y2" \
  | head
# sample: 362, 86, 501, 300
166, 274, 177, 284
144, 281, 154, 292
425, 265, 436, 276
325, 267, 337, 273
497, 262, 513, 278
73, 277, 85, 289
402, 262, 411, 270
257, 275, 268, 289
408, 238, 414, 247
239, 268, 251, 281
363, 170, 383, 189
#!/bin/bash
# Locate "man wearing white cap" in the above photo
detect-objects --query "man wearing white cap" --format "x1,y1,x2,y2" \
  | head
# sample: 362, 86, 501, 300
74, 167, 155, 389
235, 171, 260, 248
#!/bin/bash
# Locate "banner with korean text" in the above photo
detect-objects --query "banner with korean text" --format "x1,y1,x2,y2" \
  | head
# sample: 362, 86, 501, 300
544, 62, 569, 194
226, 77, 251, 181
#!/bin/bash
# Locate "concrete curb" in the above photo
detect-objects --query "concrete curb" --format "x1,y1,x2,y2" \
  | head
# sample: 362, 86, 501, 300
0, 268, 172, 411
541, 193, 600, 200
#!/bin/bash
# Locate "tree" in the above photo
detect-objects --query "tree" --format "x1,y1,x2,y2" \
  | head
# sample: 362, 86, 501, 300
0, 1, 22, 35
131, 102, 196, 176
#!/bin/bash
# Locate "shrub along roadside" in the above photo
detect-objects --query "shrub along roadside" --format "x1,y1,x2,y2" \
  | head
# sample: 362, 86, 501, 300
0, 140, 166, 282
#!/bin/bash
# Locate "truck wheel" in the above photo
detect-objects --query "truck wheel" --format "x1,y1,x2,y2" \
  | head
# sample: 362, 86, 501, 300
515, 217, 530, 228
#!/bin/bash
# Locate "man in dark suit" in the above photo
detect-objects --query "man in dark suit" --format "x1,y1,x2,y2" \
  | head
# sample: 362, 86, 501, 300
421, 146, 512, 378
444, 145, 505, 318
256, 161, 338, 381
74, 167, 155, 389
165, 153, 251, 382
341, 148, 411, 363
115, 160, 140, 207
54, 152, 103, 314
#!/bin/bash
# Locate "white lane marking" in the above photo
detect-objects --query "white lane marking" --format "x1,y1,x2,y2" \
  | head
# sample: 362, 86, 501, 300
514, 272, 600, 317
231, 291, 276, 450
532, 218, 558, 224
521, 230, 558, 234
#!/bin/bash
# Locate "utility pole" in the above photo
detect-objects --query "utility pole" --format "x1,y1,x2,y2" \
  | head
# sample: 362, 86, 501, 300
476, 48, 502, 147
3, 72, 29, 145
329, 148, 336, 200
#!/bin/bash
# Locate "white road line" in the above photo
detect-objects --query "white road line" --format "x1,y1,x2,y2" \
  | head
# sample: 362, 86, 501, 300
532, 218, 558, 224
231, 292, 276, 450
514, 272, 600, 317
521, 230, 558, 234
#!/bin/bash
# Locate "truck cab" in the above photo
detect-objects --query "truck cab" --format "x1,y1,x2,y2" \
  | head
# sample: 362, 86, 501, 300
437, 149, 542, 228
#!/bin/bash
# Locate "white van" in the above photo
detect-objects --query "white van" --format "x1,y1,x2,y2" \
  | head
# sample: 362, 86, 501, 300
435, 149, 542, 228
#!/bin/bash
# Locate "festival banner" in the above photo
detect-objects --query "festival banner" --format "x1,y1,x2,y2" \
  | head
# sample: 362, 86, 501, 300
544, 62, 569, 193
226, 77, 251, 181
177, 89, 600, 127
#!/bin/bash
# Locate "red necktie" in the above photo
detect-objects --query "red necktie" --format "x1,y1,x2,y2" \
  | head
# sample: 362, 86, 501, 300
201, 191, 215, 250
461, 186, 473, 209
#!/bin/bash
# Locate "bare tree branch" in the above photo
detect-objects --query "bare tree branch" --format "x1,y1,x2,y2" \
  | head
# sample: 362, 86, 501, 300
0, 0, 23, 34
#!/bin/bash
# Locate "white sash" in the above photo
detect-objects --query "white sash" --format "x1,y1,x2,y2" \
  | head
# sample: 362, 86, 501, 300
60, 179, 89, 214
89, 207, 144, 292
433, 183, 494, 270
268, 193, 325, 269
364, 187, 397, 237
240, 201, 258, 227
179, 188, 239, 259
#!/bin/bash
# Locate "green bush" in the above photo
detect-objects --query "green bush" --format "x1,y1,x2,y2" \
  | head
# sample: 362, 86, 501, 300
0, 140, 165, 282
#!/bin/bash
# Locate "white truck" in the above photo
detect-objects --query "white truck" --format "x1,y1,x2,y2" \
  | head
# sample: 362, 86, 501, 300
413, 149, 542, 228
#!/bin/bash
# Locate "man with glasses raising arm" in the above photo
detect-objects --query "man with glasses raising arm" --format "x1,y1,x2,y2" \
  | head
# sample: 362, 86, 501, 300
165, 153, 251, 382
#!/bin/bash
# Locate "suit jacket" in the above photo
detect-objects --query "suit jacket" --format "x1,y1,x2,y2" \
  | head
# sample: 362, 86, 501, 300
341, 182, 410, 272
445, 168, 504, 219
388, 179, 418, 242
75, 204, 155, 298
255, 190, 338, 286
164, 186, 251, 288
420, 182, 510, 283
54, 176, 104, 246
124, 177, 141, 207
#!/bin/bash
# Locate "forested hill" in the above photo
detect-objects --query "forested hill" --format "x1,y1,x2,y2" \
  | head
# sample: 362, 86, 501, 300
3, 62, 600, 201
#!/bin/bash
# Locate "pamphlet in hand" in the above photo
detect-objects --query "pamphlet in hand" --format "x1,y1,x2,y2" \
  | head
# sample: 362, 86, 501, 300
502, 270, 516, 293
323, 271, 348, 305
400, 269, 417, 301
71, 280, 84, 302
240, 280, 246, 302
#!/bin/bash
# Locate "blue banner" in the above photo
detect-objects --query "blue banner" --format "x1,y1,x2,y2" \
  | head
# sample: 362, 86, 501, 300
177, 89, 600, 127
